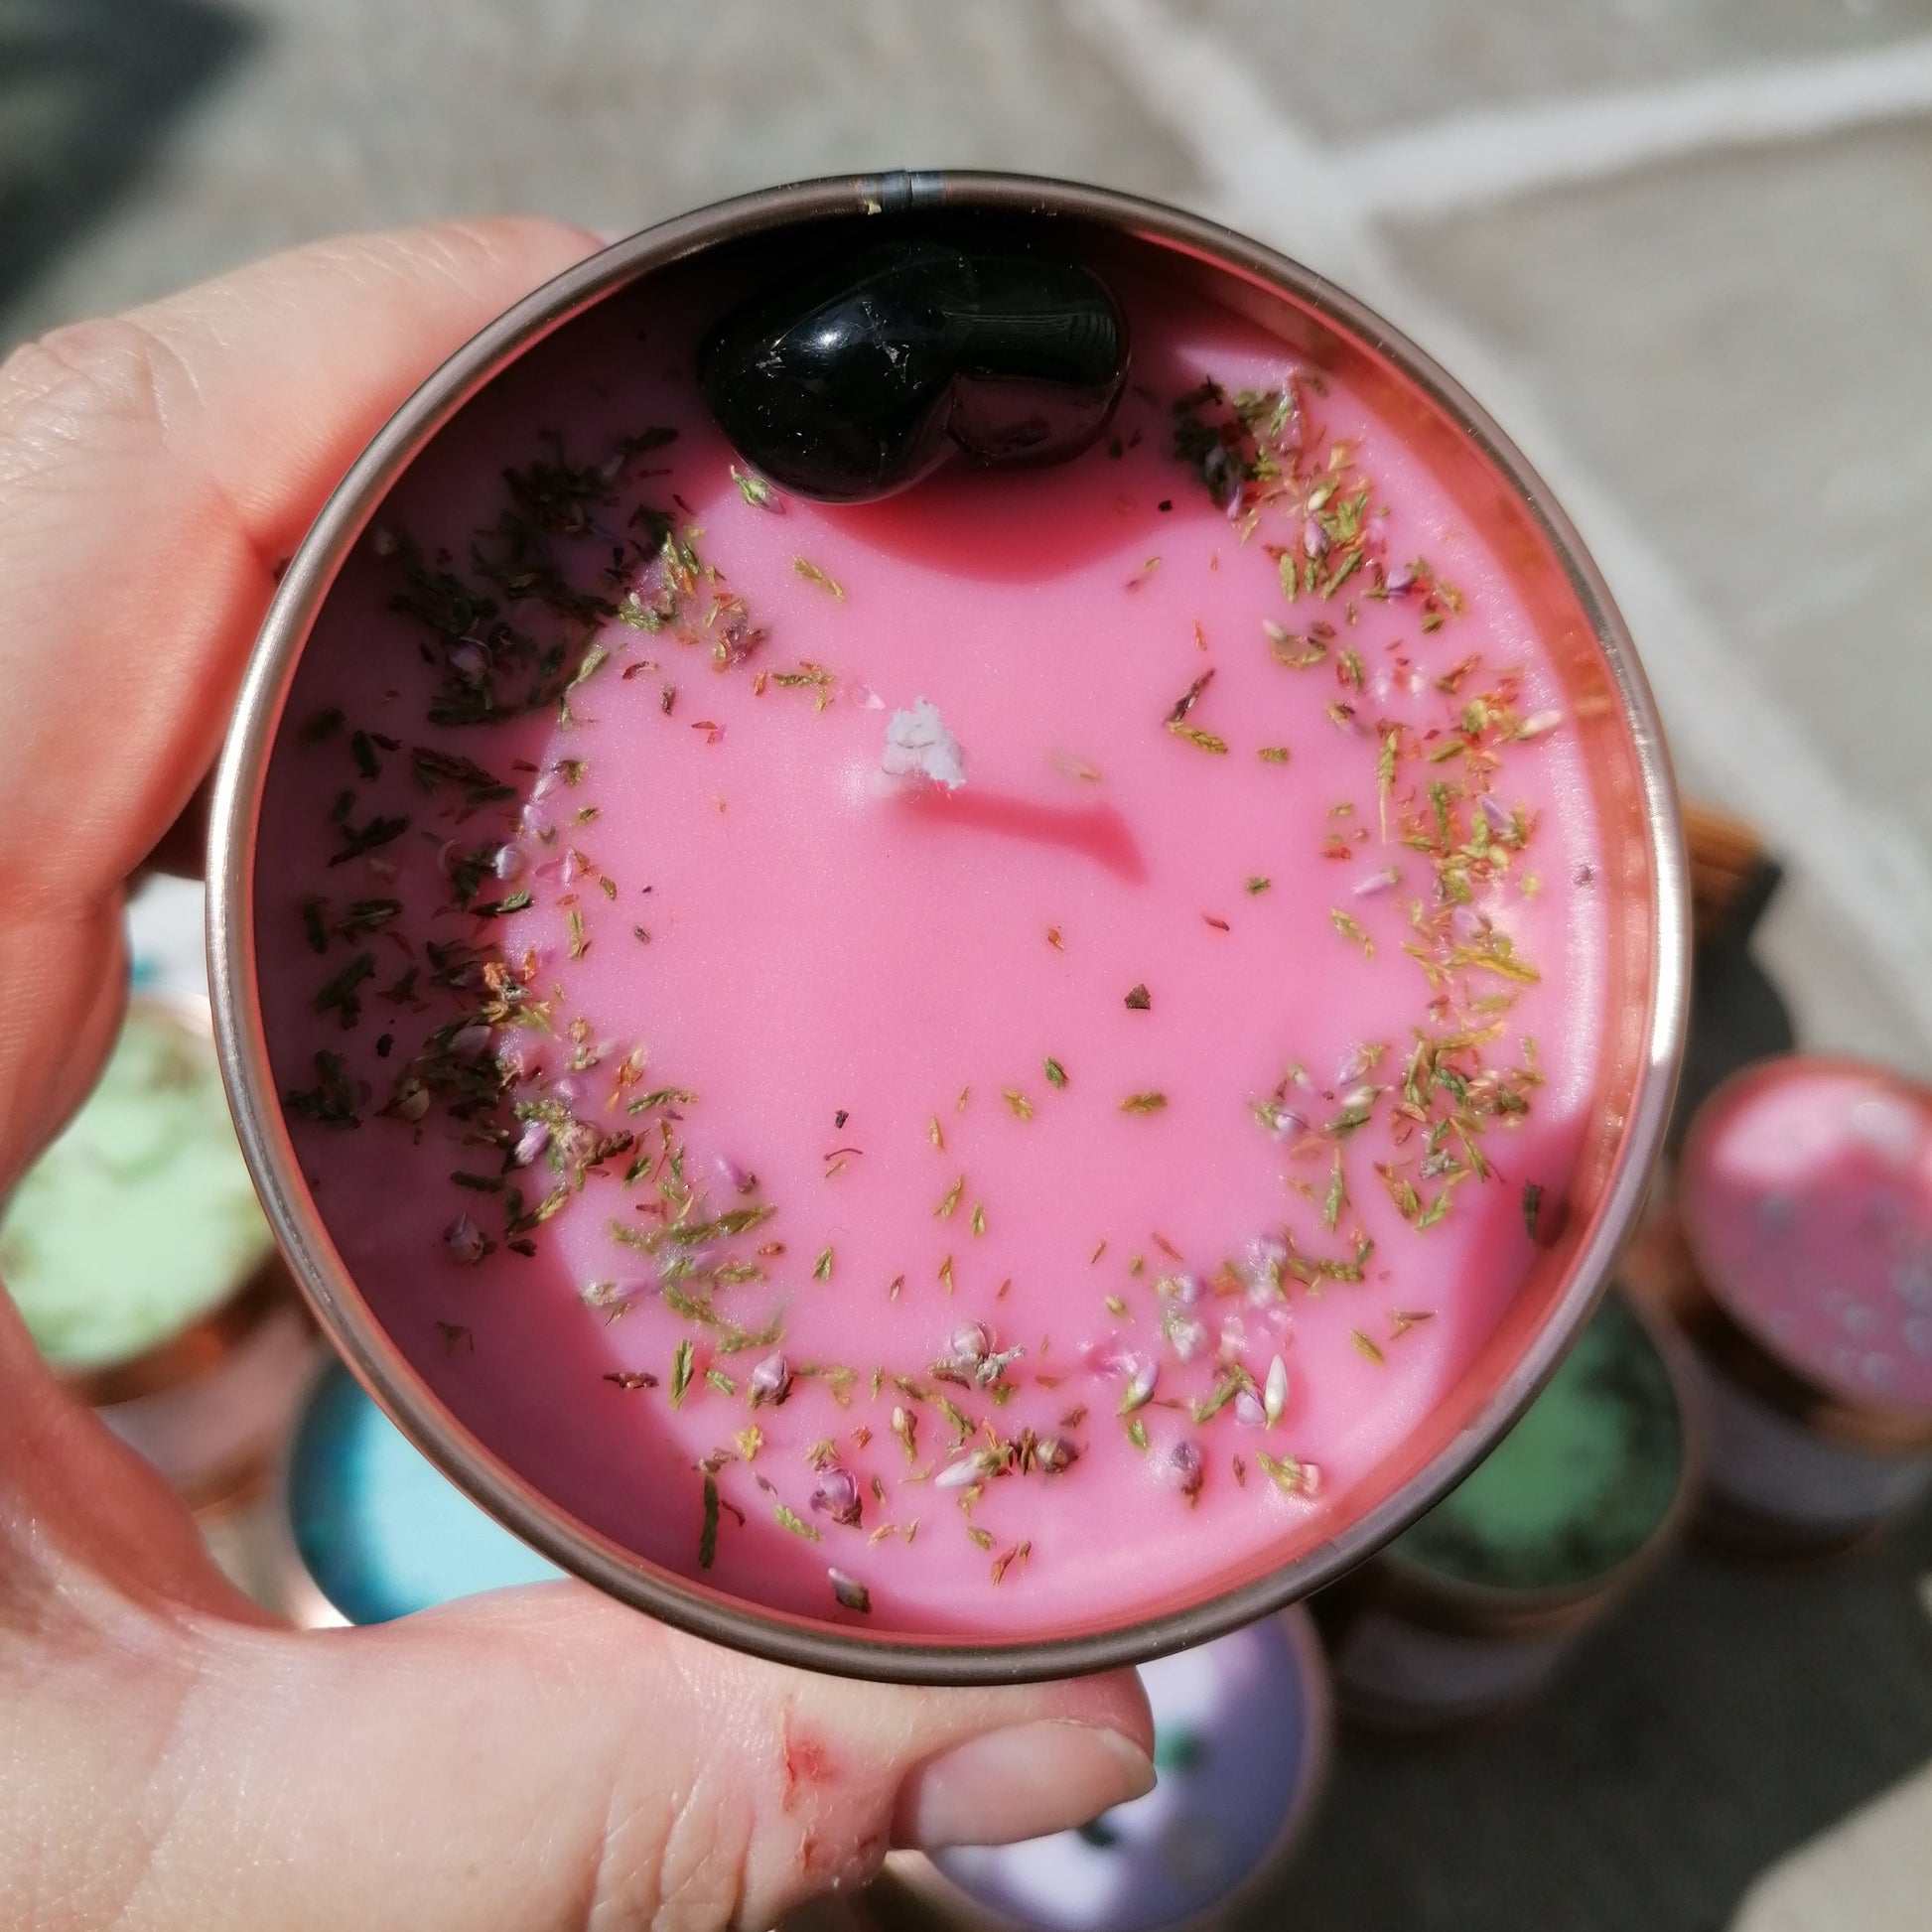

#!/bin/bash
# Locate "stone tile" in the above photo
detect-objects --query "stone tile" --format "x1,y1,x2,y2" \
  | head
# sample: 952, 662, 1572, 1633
0, 0, 251, 315
1181, 0, 1930, 141
1, 0, 1202, 344
1386, 122, 1932, 884
1758, 873, 1932, 1076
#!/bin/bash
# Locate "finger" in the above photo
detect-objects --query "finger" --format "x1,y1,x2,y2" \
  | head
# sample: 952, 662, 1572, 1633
0, 1285, 253, 1624
16, 1589, 1154, 1932
0, 218, 597, 1190
0, 216, 599, 907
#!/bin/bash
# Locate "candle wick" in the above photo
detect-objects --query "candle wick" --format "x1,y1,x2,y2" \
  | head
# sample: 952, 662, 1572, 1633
882, 697, 967, 790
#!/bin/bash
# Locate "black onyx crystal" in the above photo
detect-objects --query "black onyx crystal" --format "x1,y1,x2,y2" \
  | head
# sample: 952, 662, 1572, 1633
699, 241, 1129, 503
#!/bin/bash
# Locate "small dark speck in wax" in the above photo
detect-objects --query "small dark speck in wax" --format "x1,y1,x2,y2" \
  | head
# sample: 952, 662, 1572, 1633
375, 1034, 393, 1059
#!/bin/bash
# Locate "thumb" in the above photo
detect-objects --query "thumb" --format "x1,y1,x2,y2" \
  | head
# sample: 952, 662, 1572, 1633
126, 1587, 1155, 1932
0, 216, 599, 1188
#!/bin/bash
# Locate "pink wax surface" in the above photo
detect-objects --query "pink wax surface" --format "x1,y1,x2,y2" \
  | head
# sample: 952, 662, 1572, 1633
254, 258, 1610, 1641
1681, 1059, 1932, 1415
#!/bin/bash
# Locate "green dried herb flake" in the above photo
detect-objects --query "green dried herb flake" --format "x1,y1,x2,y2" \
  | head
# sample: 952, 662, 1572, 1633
792, 557, 845, 600
1330, 909, 1374, 958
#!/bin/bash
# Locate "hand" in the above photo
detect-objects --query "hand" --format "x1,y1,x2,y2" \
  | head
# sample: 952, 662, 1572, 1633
0, 221, 1153, 1932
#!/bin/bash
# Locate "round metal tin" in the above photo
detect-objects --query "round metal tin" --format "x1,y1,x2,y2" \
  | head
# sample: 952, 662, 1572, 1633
1313, 1284, 1700, 1734
207, 172, 1687, 1682
1642, 1058, 1932, 1555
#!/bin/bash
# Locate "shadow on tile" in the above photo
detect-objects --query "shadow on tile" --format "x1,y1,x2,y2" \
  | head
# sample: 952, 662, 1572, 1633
0, 0, 254, 318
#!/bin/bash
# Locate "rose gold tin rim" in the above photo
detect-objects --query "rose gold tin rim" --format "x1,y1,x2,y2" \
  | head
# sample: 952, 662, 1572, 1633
207, 171, 1688, 1685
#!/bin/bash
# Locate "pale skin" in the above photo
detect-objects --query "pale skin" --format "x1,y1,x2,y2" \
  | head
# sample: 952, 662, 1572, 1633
0, 218, 1154, 1932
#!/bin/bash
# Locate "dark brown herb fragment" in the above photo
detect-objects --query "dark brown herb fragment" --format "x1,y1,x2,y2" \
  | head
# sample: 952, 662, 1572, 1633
287, 1050, 358, 1129
313, 952, 376, 1028
327, 813, 411, 868
300, 897, 329, 955
699, 1473, 720, 1568
1522, 1181, 1544, 1242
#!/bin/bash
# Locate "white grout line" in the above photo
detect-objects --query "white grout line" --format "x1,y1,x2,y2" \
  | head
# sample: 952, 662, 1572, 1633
1068, 0, 1932, 1051
1338, 34, 1932, 218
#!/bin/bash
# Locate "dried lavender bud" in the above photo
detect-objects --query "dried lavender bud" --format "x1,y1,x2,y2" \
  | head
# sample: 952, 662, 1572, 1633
949, 1321, 993, 1365
444, 1214, 489, 1266
810, 1465, 863, 1527
1118, 1355, 1158, 1414
935, 1452, 990, 1491
829, 1568, 873, 1614
1164, 1439, 1205, 1500
1264, 1354, 1290, 1427
749, 1352, 792, 1408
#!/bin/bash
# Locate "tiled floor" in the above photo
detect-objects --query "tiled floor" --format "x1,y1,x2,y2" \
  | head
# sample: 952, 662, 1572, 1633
14, 3, 1932, 1926
1184, 0, 1932, 138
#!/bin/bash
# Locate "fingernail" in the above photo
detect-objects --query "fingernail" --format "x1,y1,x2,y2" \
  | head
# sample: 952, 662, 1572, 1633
902, 1723, 1155, 1850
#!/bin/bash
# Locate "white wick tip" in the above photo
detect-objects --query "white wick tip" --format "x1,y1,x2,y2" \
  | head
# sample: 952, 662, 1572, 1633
882, 697, 967, 790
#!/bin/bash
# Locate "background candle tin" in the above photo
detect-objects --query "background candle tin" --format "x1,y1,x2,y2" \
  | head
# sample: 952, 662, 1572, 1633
1314, 1285, 1697, 1735
1652, 1056, 1932, 1559
789, 1610, 1329, 1932
207, 172, 1687, 1682
272, 1359, 559, 1628
0, 990, 315, 1509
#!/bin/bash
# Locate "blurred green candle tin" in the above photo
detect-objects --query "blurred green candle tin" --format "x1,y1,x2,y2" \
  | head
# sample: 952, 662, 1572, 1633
0, 993, 314, 1506
1316, 1286, 1696, 1734
3, 994, 276, 1370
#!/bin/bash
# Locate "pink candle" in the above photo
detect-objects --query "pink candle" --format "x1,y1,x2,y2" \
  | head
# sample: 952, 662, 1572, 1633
252, 254, 1610, 1641
1680, 1060, 1932, 1415
1672, 1056, 1932, 1550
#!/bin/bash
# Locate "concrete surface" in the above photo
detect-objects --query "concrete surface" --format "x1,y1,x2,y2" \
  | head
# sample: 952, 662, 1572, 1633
1186, 0, 1932, 139
15, 3, 1932, 1927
